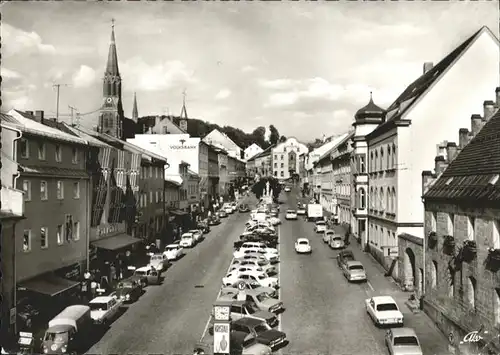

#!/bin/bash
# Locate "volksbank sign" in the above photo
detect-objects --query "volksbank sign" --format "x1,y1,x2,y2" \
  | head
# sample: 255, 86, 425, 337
169, 139, 198, 150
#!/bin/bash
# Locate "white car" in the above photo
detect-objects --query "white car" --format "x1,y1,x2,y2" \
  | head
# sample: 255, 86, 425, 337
297, 207, 306, 215
314, 220, 327, 233
237, 259, 277, 275
284, 187, 291, 192
229, 265, 266, 275
238, 271, 278, 288
365, 296, 404, 327
163, 244, 184, 260
222, 272, 243, 286
149, 253, 170, 272
385, 328, 423, 355
231, 202, 238, 212
89, 296, 123, 325
295, 238, 312, 254
179, 233, 195, 248
188, 229, 203, 243
234, 248, 279, 263
240, 242, 278, 255
285, 210, 298, 220
267, 217, 281, 226
323, 230, 334, 243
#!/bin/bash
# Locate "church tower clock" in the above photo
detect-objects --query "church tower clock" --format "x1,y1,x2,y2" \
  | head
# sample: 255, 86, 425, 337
99, 19, 125, 139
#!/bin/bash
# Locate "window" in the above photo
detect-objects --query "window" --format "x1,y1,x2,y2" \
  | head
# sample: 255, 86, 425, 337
447, 213, 454, 235
380, 188, 385, 210
23, 180, 31, 201
73, 222, 80, 241
370, 152, 374, 173
448, 266, 455, 298
281, 155, 283, 160
57, 224, 63, 245
369, 187, 374, 208
431, 261, 437, 289
55, 145, 62, 162
57, 181, 64, 199
274, 163, 277, 168
23, 230, 31, 252
38, 142, 46, 160
40, 227, 48, 249
392, 187, 396, 213
495, 288, 500, 326
280, 171, 284, 177
73, 182, 80, 199
359, 154, 366, 173
358, 188, 366, 209
40, 181, 48, 200
380, 147, 385, 170
467, 277, 476, 310
392, 144, 397, 167
274, 171, 277, 176
150, 191, 153, 203
65, 215, 73, 242
386, 188, 391, 213
19, 139, 29, 158
149, 166, 153, 178
274, 155, 277, 160
387, 145, 392, 169
374, 150, 378, 171
467, 216, 475, 240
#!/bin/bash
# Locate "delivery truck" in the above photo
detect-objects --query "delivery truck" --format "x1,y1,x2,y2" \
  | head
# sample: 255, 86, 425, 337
307, 204, 323, 222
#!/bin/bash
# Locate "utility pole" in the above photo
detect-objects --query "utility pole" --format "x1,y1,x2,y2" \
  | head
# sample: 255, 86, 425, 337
53, 83, 69, 121
68, 105, 77, 126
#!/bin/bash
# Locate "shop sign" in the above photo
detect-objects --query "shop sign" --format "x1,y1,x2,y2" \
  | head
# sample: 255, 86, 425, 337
96, 223, 125, 238
189, 195, 197, 200
169, 139, 198, 150
56, 263, 81, 280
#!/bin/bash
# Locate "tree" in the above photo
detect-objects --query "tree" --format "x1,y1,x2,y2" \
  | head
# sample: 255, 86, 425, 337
279, 135, 287, 143
269, 125, 280, 146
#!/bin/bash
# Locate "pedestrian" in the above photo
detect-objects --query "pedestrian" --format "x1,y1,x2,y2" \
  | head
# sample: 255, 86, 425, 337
90, 280, 97, 298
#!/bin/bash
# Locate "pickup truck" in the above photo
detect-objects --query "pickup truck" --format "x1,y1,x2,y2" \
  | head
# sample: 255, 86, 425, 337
337, 250, 355, 269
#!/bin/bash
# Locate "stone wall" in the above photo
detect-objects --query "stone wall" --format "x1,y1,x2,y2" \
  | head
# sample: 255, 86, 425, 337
398, 233, 424, 294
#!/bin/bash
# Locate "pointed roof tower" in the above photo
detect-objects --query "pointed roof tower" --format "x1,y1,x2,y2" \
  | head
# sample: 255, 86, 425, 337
132, 92, 138, 122
106, 19, 120, 76
353, 91, 385, 126
180, 89, 188, 119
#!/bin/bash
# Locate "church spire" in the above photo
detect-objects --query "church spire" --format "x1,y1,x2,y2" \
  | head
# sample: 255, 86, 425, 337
105, 19, 120, 76
180, 89, 188, 119
132, 92, 138, 122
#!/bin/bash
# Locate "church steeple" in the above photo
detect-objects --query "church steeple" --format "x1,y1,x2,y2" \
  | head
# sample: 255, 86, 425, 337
98, 19, 124, 139
132, 92, 138, 122
179, 90, 188, 132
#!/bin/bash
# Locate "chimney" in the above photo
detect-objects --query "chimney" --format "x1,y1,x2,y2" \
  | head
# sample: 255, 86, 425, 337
458, 128, 469, 149
446, 142, 458, 163
34, 110, 44, 123
471, 114, 484, 137
434, 155, 448, 175
423, 62, 434, 74
422, 170, 436, 196
496, 87, 500, 108
483, 100, 496, 122
25, 110, 34, 116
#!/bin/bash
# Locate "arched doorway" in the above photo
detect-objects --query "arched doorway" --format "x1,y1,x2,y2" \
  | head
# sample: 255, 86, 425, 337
403, 248, 416, 291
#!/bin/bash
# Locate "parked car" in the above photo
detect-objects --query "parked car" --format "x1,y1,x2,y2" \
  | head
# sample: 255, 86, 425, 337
285, 210, 297, 220
230, 331, 272, 355
385, 328, 423, 355
88, 296, 123, 325
163, 243, 184, 261
237, 259, 277, 276
239, 204, 251, 213
188, 229, 203, 243
238, 272, 278, 289
342, 261, 367, 282
284, 187, 291, 192
209, 215, 221, 225
132, 265, 161, 285
297, 207, 306, 215
323, 230, 334, 243
231, 318, 287, 351
149, 253, 170, 272
239, 289, 284, 313
179, 233, 195, 248
329, 235, 345, 250
197, 220, 210, 233
220, 280, 277, 298
337, 250, 355, 268
269, 208, 279, 217
295, 238, 312, 254
365, 296, 404, 327
314, 220, 327, 233
231, 202, 238, 212
218, 210, 228, 218
115, 278, 142, 303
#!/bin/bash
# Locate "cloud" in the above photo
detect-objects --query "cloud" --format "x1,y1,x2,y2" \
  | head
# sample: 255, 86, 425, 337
2, 23, 56, 56
385, 48, 408, 58
1, 67, 22, 79
258, 78, 296, 90
72, 65, 97, 88
121, 57, 197, 92
346, 22, 428, 42
215, 89, 231, 100
242, 65, 257, 73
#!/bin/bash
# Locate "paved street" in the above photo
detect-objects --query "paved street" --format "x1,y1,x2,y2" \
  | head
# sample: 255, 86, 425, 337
86, 199, 253, 355
279, 188, 451, 355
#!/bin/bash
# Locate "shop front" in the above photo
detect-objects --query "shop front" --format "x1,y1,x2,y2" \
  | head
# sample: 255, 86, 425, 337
168, 206, 191, 241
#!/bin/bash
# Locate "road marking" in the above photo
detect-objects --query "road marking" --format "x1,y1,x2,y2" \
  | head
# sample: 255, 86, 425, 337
367, 281, 375, 292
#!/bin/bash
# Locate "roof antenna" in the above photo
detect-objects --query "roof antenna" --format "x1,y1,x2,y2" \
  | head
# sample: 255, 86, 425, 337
370, 91, 373, 101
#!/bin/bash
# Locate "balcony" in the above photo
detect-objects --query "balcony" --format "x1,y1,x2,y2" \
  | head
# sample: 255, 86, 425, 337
1, 186, 25, 217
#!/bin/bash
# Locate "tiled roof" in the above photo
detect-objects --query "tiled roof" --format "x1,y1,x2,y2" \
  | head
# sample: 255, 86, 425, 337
248, 144, 274, 161
4, 111, 87, 146
62, 124, 113, 148
424, 109, 500, 202
369, 26, 493, 138
20, 165, 89, 179
316, 132, 351, 163
165, 175, 183, 185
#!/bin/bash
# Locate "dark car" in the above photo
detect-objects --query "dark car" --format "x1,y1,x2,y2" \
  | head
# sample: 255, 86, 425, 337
230, 331, 272, 355
115, 278, 142, 303
208, 215, 221, 225
239, 204, 251, 213
231, 317, 287, 351
218, 210, 228, 218
197, 220, 210, 233
337, 250, 355, 268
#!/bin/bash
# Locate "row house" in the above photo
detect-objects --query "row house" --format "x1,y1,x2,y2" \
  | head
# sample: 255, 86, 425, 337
1, 118, 26, 340
421, 88, 500, 355
356, 26, 499, 281
246, 156, 257, 179
271, 137, 308, 181
207, 143, 220, 199
244, 143, 263, 161
228, 154, 246, 182
203, 128, 244, 159
331, 131, 354, 225
2, 111, 92, 313
253, 145, 274, 178
215, 145, 229, 198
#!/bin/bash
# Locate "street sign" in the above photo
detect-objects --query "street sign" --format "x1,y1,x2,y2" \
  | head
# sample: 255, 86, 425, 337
237, 281, 246, 291
213, 323, 230, 354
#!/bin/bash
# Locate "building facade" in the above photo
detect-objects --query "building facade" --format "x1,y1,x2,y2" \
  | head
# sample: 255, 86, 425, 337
331, 131, 354, 224
271, 138, 308, 180
316, 152, 333, 213
216, 146, 229, 198
246, 157, 257, 179
365, 26, 499, 279
0, 118, 25, 341
421, 88, 500, 355
254, 147, 273, 178
244, 143, 263, 161
207, 143, 220, 198
202, 128, 243, 159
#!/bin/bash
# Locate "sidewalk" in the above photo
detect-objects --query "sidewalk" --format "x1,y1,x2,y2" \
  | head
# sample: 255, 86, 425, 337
349, 241, 452, 355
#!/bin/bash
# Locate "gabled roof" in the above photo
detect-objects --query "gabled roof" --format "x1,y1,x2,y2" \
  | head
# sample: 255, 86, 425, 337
316, 132, 351, 163
248, 144, 274, 161
62, 124, 113, 148
424, 109, 500, 203
203, 128, 242, 152
368, 26, 497, 138
4, 110, 87, 146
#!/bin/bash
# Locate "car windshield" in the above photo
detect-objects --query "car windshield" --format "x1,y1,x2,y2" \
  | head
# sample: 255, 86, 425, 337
377, 303, 398, 311
316, 221, 326, 226
151, 255, 162, 261
166, 246, 177, 251
89, 302, 108, 311
249, 281, 260, 288
287, 210, 296, 213
135, 271, 146, 276
245, 304, 258, 314
44, 331, 68, 343
253, 324, 269, 334
118, 282, 133, 288
349, 265, 364, 271
298, 241, 309, 245
182, 236, 191, 240
189, 230, 198, 234
258, 275, 266, 280
256, 293, 270, 302
333, 237, 342, 241
394, 336, 419, 346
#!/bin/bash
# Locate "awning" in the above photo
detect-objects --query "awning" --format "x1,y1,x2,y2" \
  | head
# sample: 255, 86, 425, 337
170, 209, 188, 216
18, 274, 79, 297
91, 233, 141, 251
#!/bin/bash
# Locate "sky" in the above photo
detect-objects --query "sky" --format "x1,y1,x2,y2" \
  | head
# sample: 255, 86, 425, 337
2, 1, 499, 142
